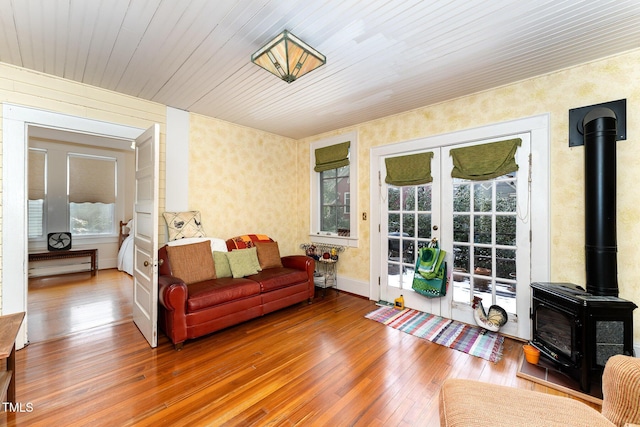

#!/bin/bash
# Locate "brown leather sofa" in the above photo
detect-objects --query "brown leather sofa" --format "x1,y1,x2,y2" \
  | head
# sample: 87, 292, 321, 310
157, 235, 315, 349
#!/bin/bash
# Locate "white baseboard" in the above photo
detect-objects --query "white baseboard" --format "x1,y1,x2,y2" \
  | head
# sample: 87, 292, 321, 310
634, 343, 639, 357
335, 275, 369, 298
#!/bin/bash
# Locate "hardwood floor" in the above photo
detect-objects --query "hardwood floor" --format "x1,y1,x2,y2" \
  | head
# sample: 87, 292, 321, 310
28, 269, 133, 343
4, 279, 599, 426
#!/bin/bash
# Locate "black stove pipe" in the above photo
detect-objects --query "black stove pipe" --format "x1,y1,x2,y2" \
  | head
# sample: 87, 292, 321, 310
583, 107, 618, 297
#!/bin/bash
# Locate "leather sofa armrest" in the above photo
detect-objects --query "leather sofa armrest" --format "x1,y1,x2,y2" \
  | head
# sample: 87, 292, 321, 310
281, 255, 315, 276
158, 275, 188, 312
158, 274, 189, 348
282, 255, 316, 301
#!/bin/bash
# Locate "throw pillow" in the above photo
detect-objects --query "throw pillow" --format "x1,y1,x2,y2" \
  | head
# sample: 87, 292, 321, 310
163, 211, 206, 241
255, 241, 283, 269
226, 247, 261, 278
213, 251, 232, 278
226, 234, 272, 250
166, 241, 216, 284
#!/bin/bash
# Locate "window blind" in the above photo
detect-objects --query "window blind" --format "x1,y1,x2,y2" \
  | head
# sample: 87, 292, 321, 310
28, 149, 46, 200
314, 141, 350, 172
384, 152, 434, 186
68, 155, 116, 203
450, 138, 522, 181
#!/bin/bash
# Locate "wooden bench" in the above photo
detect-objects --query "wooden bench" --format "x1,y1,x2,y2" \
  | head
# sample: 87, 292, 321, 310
28, 249, 98, 277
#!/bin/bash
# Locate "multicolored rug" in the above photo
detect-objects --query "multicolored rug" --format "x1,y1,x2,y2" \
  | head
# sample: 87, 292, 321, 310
365, 306, 504, 362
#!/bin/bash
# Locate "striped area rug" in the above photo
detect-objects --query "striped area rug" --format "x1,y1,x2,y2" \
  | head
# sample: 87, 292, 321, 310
365, 306, 504, 363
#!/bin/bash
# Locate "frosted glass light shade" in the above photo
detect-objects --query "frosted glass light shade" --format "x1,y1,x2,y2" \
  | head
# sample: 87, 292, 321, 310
251, 30, 325, 83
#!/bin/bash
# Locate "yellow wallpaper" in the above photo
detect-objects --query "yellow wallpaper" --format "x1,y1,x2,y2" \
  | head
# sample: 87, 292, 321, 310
298, 48, 640, 343
188, 114, 300, 256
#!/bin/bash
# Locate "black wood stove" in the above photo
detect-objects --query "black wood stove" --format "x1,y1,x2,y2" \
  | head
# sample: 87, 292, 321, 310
530, 107, 636, 393
531, 282, 635, 392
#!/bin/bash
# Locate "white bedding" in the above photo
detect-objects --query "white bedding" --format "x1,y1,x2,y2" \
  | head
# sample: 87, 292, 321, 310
117, 235, 227, 276
117, 233, 134, 276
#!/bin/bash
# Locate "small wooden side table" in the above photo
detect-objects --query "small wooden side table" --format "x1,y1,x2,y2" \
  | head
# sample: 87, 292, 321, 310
0, 312, 25, 404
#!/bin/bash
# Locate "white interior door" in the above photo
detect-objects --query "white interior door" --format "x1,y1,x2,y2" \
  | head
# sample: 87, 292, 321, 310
132, 124, 159, 347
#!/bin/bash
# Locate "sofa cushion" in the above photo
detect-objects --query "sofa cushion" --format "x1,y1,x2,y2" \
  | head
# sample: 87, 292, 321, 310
226, 247, 261, 278
213, 251, 232, 278
163, 211, 207, 241
166, 241, 216, 284
187, 278, 261, 311
255, 241, 283, 269
601, 355, 640, 426
247, 267, 309, 292
439, 378, 614, 427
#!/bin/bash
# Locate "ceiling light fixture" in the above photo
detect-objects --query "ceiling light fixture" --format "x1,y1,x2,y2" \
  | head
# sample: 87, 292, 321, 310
251, 30, 325, 83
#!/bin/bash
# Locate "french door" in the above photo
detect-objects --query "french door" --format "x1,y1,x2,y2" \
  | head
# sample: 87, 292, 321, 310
380, 133, 531, 339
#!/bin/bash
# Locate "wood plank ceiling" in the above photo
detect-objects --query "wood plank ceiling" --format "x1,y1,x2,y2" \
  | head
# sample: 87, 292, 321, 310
1, 0, 640, 139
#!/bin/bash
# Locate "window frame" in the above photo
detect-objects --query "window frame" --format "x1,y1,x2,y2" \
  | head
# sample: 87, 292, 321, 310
310, 131, 358, 247
28, 139, 130, 248
67, 152, 118, 236
27, 147, 47, 239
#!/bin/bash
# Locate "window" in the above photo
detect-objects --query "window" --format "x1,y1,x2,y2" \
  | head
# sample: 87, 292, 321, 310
68, 154, 117, 235
320, 166, 350, 234
28, 148, 46, 238
28, 138, 130, 246
310, 131, 358, 245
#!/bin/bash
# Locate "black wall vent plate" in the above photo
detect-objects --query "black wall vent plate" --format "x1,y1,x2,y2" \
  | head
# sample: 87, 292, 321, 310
568, 99, 626, 147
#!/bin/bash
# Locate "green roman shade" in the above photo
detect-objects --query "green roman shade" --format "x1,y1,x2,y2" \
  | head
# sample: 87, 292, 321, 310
450, 138, 522, 181
314, 141, 350, 172
385, 152, 434, 186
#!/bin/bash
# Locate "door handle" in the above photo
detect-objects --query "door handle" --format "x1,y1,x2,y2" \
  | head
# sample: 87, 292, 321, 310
143, 259, 163, 267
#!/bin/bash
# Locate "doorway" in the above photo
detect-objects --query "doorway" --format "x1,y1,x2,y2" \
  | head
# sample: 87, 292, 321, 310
2, 103, 147, 348
369, 114, 551, 341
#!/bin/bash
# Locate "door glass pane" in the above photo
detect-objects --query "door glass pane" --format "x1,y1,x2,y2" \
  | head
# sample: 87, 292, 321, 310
388, 187, 400, 210
402, 240, 414, 264
417, 186, 431, 211
452, 173, 518, 315
453, 215, 469, 242
417, 213, 431, 239
403, 213, 415, 237
496, 216, 516, 245
388, 213, 400, 233
496, 181, 516, 212
474, 215, 492, 244
454, 183, 470, 212
473, 183, 492, 212
402, 187, 415, 210
387, 183, 433, 290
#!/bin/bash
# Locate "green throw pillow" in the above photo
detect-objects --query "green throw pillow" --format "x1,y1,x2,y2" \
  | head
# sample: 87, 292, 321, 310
213, 251, 232, 278
226, 248, 260, 278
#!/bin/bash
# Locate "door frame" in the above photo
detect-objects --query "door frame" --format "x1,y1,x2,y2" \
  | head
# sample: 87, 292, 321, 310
2, 103, 146, 349
369, 114, 550, 337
